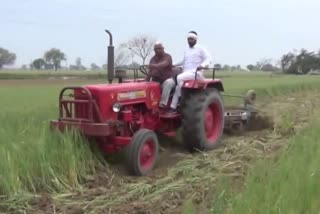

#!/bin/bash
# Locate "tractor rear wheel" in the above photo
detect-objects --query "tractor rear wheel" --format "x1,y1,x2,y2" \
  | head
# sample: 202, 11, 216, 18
181, 88, 224, 151
125, 129, 159, 176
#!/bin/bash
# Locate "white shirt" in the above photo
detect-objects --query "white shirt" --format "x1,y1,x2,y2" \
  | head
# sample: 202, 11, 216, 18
175, 44, 212, 73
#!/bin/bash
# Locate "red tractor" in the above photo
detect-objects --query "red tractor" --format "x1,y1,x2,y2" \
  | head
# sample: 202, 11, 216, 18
50, 29, 256, 176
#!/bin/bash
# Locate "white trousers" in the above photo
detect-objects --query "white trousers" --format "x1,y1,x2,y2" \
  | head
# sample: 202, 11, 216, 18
170, 71, 204, 109
159, 78, 176, 106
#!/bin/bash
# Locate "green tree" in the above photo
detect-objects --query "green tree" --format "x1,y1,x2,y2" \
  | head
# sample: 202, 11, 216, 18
32, 58, 46, 70
261, 63, 278, 72
281, 52, 295, 73
214, 63, 222, 70
0, 47, 16, 69
72, 57, 86, 70
44, 48, 66, 71
75, 57, 82, 68
295, 49, 319, 74
281, 49, 320, 74
90, 63, 100, 70
222, 65, 230, 71
247, 64, 260, 71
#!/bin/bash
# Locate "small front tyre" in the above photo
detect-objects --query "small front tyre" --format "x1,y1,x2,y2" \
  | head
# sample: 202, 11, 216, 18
125, 129, 159, 176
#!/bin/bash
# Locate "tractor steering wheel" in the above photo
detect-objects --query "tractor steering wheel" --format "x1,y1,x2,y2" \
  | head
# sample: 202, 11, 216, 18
139, 65, 162, 79
139, 65, 182, 77
139, 65, 150, 76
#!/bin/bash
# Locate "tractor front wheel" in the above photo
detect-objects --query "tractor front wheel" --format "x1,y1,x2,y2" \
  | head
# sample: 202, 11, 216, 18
181, 88, 225, 151
125, 129, 159, 176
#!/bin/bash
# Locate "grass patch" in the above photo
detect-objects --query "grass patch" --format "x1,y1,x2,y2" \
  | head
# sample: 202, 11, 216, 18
211, 116, 320, 214
0, 111, 106, 198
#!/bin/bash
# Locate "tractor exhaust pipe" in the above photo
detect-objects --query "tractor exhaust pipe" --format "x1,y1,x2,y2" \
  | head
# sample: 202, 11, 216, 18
105, 29, 114, 84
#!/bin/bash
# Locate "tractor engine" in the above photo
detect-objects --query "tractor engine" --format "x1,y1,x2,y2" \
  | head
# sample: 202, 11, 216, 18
117, 103, 160, 135
83, 81, 161, 136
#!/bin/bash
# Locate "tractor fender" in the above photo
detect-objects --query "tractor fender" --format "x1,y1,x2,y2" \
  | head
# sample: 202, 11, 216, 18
206, 81, 224, 92
181, 79, 224, 92
180, 80, 224, 110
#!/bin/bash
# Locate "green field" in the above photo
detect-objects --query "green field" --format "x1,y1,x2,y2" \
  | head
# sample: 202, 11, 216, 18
211, 120, 320, 214
1, 71, 320, 213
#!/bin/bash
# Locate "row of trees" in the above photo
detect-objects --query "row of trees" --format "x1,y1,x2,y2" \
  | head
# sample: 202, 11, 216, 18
280, 49, 320, 74
245, 49, 320, 74
0, 34, 156, 71
31, 34, 157, 71
247, 49, 320, 74
36, 34, 156, 71
1, 38, 320, 74
246, 58, 280, 72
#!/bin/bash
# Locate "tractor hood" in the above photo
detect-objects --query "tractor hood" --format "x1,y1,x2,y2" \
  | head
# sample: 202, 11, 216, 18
82, 82, 161, 120
84, 81, 160, 97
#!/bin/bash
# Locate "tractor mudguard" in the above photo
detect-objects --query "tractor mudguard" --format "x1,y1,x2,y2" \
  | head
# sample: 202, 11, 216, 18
181, 79, 224, 92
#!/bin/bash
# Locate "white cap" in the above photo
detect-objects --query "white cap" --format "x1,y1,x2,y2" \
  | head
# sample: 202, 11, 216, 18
187, 32, 198, 40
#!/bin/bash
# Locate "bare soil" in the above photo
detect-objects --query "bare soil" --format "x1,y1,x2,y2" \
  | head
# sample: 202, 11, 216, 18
2, 90, 319, 214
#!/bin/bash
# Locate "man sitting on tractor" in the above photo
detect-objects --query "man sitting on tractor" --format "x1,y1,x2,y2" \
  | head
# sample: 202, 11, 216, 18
167, 31, 212, 114
147, 42, 178, 108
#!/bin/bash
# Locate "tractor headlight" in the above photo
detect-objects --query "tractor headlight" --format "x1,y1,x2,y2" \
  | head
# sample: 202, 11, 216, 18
112, 103, 122, 112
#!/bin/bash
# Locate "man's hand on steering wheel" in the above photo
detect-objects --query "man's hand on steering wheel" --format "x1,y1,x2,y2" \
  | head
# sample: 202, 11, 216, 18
139, 65, 149, 76
139, 65, 160, 78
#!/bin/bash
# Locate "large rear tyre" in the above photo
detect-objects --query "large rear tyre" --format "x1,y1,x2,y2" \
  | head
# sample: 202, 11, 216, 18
125, 129, 159, 176
181, 88, 225, 152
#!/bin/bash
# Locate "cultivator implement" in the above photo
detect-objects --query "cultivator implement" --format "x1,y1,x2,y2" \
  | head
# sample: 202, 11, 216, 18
223, 89, 273, 134
223, 90, 259, 134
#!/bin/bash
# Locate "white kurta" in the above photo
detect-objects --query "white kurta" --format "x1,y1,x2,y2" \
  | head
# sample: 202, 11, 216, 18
170, 44, 212, 109
175, 44, 211, 73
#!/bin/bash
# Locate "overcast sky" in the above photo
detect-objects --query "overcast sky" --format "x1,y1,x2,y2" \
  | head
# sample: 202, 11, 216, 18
1, 0, 320, 68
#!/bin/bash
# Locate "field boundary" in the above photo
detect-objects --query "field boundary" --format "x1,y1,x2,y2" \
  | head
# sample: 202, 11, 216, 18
0, 70, 289, 80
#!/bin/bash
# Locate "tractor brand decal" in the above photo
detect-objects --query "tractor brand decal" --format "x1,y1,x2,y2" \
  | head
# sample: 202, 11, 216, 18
117, 90, 146, 100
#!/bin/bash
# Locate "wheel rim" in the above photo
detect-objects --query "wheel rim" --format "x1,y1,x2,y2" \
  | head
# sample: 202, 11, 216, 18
139, 139, 155, 171
204, 101, 222, 143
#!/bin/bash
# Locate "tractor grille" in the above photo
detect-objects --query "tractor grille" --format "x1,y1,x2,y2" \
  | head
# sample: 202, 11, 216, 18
132, 110, 140, 121
61, 99, 89, 121
59, 87, 102, 123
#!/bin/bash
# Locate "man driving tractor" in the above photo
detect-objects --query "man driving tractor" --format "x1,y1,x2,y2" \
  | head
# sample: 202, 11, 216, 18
147, 42, 178, 108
